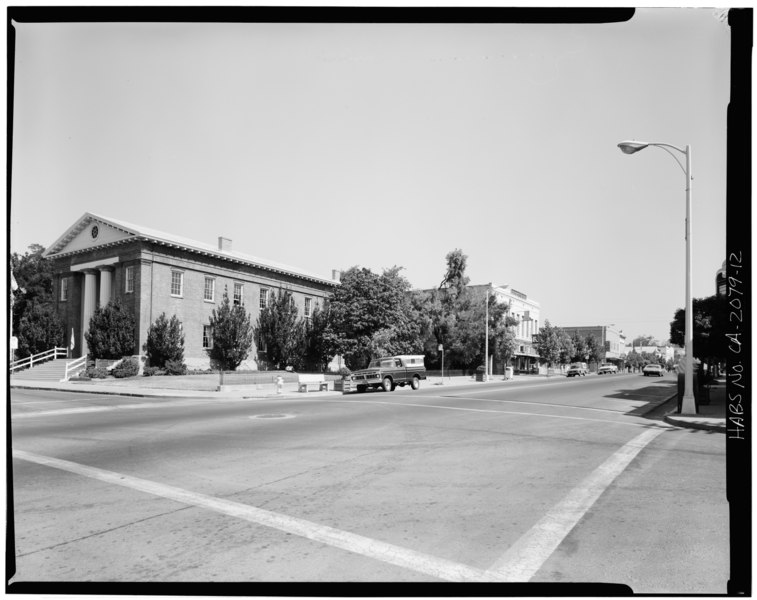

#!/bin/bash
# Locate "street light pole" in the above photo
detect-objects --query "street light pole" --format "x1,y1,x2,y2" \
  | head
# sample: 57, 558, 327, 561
618, 140, 696, 414
485, 284, 490, 382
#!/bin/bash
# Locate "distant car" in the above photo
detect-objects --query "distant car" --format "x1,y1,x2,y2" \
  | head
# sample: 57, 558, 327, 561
567, 362, 588, 377
642, 364, 665, 377
598, 363, 618, 375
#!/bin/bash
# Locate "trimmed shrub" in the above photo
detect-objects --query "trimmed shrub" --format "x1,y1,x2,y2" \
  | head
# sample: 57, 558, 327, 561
164, 359, 187, 376
144, 313, 185, 369
142, 366, 163, 377
85, 366, 109, 379
112, 357, 140, 379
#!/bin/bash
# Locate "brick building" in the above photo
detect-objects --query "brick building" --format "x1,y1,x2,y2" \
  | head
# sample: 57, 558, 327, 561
43, 213, 339, 369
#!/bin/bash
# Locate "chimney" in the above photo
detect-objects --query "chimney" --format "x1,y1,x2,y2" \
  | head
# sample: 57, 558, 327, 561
218, 237, 232, 252
332, 269, 342, 282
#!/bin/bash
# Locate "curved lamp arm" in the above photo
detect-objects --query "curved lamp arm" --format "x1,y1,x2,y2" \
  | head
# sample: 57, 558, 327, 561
617, 140, 689, 179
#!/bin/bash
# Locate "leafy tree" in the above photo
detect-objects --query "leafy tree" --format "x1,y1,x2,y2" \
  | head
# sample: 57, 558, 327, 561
533, 320, 563, 369
585, 334, 604, 365
254, 289, 305, 370
16, 302, 65, 358
439, 249, 470, 294
302, 304, 336, 372
669, 295, 728, 362
570, 333, 589, 363
557, 328, 576, 366
11, 244, 56, 334
144, 313, 185, 369
208, 288, 254, 370
84, 299, 136, 359
327, 266, 424, 369
11, 244, 62, 358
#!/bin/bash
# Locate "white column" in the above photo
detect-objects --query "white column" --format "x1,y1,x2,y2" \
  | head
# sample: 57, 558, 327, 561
81, 270, 97, 358
98, 267, 113, 307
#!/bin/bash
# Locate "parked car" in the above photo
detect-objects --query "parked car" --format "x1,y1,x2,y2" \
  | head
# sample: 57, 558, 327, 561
349, 355, 427, 392
567, 362, 589, 377
598, 363, 618, 375
642, 363, 665, 377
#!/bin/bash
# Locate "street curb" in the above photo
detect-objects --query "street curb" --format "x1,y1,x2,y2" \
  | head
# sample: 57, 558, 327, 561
663, 413, 726, 433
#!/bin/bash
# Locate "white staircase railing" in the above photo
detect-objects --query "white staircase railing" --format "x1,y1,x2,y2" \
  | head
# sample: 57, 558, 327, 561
9, 347, 68, 373
63, 356, 88, 381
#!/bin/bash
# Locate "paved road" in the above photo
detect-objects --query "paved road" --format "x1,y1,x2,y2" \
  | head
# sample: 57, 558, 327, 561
9, 374, 728, 592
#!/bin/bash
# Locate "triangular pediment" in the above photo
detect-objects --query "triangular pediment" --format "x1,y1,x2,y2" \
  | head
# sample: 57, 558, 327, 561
43, 213, 137, 257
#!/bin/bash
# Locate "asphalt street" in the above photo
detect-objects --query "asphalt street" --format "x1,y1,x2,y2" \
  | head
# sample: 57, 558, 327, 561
9, 373, 728, 592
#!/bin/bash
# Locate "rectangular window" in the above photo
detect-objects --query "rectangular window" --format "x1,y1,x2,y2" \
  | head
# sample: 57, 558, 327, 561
171, 271, 183, 297
260, 288, 269, 310
203, 325, 213, 349
125, 266, 135, 294
60, 277, 68, 301
304, 297, 312, 318
234, 282, 243, 306
204, 277, 215, 302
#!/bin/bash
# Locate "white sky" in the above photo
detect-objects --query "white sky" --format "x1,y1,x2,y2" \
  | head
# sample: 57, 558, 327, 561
9, 8, 733, 344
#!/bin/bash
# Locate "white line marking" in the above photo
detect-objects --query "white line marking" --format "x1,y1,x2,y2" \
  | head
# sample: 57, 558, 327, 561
484, 427, 667, 581
331, 399, 669, 428
12, 449, 504, 582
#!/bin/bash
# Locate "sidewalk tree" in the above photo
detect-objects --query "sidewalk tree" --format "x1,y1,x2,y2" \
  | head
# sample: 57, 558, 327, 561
254, 288, 305, 370
302, 304, 336, 372
85, 299, 136, 359
586, 334, 604, 366
570, 332, 589, 364
557, 328, 576, 367
208, 288, 254, 371
144, 313, 185, 369
669, 294, 728, 363
533, 320, 563, 370
327, 266, 424, 370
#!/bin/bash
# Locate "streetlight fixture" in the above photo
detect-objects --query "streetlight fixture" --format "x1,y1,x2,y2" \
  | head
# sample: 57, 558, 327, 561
617, 139, 696, 414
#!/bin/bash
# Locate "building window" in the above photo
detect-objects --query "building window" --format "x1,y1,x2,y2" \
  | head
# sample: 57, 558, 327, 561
203, 325, 213, 349
304, 297, 312, 318
260, 288, 269, 310
204, 277, 215, 302
60, 277, 68, 301
234, 282, 244, 306
171, 271, 184, 297
125, 266, 135, 294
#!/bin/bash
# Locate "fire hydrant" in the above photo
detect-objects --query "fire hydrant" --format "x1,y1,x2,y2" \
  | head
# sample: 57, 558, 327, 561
276, 375, 284, 395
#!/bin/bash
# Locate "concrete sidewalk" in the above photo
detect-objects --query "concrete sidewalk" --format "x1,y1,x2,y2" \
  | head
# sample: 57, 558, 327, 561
663, 378, 726, 433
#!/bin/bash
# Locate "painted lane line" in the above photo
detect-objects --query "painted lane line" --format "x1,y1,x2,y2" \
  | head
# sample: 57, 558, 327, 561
12, 449, 504, 583
484, 427, 667, 581
330, 399, 672, 428
439, 395, 649, 415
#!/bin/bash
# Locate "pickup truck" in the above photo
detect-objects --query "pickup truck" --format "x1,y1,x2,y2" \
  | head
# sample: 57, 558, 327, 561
348, 355, 427, 393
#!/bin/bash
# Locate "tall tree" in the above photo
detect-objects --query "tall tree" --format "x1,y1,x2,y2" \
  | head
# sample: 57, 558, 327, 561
16, 303, 65, 357
302, 304, 336, 372
585, 334, 604, 365
570, 332, 589, 363
327, 266, 424, 370
533, 320, 563, 369
11, 244, 62, 357
84, 299, 136, 359
144, 313, 185, 368
669, 294, 728, 362
208, 288, 254, 370
254, 289, 305, 369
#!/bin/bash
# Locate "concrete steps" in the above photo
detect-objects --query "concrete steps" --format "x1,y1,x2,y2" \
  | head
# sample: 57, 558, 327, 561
10, 359, 75, 382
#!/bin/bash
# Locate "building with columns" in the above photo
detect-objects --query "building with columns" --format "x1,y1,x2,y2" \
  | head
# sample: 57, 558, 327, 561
43, 213, 339, 369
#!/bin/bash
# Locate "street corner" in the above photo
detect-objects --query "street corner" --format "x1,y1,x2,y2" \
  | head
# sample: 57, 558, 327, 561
663, 413, 726, 433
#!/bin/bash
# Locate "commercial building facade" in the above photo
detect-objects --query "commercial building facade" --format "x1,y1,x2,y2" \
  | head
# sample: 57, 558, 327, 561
43, 213, 339, 369
469, 283, 542, 374
560, 325, 627, 368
